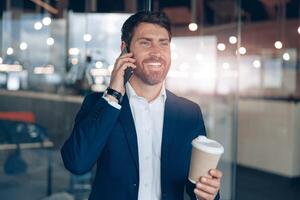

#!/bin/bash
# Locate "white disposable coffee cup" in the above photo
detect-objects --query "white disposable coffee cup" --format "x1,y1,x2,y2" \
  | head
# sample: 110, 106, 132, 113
188, 136, 224, 184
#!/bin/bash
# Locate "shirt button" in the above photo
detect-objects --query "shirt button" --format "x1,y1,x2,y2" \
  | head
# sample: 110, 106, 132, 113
145, 156, 150, 160
144, 183, 148, 188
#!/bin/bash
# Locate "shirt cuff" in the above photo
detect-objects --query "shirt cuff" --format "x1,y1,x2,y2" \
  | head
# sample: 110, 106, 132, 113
102, 95, 121, 110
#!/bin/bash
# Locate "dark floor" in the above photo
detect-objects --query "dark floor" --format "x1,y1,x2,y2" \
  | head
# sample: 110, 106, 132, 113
236, 165, 300, 200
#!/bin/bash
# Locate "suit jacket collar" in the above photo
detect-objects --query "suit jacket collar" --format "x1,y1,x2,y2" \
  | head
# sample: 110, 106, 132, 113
161, 91, 179, 174
119, 93, 139, 173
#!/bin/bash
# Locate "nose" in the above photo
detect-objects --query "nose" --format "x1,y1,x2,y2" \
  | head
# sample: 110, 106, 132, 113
149, 45, 161, 58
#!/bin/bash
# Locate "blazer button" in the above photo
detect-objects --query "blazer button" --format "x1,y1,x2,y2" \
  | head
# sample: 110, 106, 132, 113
162, 193, 166, 198
133, 183, 137, 187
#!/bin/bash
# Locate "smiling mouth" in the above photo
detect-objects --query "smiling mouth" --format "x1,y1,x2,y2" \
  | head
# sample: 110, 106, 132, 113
145, 62, 162, 67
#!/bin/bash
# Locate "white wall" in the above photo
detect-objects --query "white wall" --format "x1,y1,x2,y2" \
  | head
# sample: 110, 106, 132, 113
238, 99, 300, 177
292, 103, 300, 176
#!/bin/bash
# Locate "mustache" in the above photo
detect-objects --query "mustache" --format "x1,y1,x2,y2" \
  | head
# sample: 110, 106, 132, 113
143, 57, 165, 63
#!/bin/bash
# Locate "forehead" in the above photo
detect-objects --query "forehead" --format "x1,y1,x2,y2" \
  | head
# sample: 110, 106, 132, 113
132, 22, 170, 40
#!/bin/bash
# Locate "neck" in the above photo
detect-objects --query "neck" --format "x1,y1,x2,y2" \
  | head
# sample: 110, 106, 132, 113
129, 75, 164, 102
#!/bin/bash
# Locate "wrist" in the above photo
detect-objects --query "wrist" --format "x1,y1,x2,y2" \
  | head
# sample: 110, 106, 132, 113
105, 87, 123, 104
106, 94, 119, 103
108, 83, 125, 96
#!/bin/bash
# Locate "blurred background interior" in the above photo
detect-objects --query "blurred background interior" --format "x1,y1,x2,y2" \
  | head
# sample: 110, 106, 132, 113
0, 0, 300, 199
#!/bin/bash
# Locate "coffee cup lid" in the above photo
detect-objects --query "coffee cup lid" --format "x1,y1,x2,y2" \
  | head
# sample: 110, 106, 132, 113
192, 136, 224, 155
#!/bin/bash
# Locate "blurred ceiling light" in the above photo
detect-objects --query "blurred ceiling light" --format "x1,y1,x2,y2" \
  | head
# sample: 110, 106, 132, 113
283, 52, 290, 61
298, 26, 300, 34
188, 23, 198, 31
217, 43, 226, 51
83, 33, 92, 42
68, 48, 80, 56
229, 36, 237, 44
90, 68, 110, 76
20, 42, 28, 50
34, 65, 54, 74
7, 47, 14, 55
0, 64, 23, 72
34, 21, 43, 30
238, 47, 247, 55
46, 37, 54, 46
253, 60, 261, 68
274, 41, 283, 49
222, 62, 230, 70
0, 57, 2, 64
71, 58, 78, 65
42, 17, 51, 26
95, 61, 103, 68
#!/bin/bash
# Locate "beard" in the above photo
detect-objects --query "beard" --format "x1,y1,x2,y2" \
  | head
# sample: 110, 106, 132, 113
134, 57, 170, 85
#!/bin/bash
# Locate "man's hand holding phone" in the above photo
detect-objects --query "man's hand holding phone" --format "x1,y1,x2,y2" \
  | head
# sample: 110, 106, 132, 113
108, 49, 136, 101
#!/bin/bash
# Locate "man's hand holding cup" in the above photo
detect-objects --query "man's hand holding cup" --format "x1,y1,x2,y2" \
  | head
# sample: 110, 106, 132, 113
194, 169, 223, 200
188, 136, 224, 200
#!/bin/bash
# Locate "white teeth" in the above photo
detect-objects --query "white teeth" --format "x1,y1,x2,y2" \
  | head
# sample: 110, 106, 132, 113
147, 63, 161, 66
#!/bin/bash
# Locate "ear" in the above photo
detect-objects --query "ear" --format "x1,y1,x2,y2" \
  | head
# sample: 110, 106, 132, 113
120, 41, 127, 51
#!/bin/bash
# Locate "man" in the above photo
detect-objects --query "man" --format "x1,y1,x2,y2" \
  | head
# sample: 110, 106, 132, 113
61, 11, 222, 200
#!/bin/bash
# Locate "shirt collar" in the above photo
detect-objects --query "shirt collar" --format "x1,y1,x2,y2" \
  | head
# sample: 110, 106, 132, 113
126, 82, 167, 103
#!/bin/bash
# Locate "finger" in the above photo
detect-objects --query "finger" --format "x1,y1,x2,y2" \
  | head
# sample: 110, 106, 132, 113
119, 52, 133, 59
113, 63, 136, 76
209, 169, 223, 179
196, 182, 217, 195
198, 175, 212, 183
109, 62, 136, 94
200, 177, 220, 189
114, 57, 136, 70
194, 188, 214, 200
113, 59, 136, 75
117, 57, 136, 64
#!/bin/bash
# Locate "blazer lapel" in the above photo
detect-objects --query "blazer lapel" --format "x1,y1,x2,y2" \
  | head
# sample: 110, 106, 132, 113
119, 94, 139, 173
161, 91, 179, 171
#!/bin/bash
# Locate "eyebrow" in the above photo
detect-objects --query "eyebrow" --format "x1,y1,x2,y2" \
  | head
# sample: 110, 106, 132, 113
136, 37, 170, 42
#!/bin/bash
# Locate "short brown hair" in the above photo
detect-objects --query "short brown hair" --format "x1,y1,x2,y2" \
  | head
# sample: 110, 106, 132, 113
121, 11, 172, 47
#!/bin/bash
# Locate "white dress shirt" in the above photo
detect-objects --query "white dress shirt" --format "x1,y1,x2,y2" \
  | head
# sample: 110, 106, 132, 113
103, 83, 166, 200
126, 83, 166, 200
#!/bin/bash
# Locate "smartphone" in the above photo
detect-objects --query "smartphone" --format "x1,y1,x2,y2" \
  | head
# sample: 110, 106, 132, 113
121, 46, 134, 85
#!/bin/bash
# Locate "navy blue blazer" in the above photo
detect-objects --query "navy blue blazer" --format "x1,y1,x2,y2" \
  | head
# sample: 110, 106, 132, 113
61, 90, 220, 200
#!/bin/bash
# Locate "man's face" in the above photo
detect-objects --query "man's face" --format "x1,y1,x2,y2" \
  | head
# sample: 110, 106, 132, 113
129, 22, 171, 85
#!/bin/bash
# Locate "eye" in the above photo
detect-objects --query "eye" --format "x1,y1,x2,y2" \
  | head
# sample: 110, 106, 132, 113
140, 40, 150, 46
161, 42, 169, 46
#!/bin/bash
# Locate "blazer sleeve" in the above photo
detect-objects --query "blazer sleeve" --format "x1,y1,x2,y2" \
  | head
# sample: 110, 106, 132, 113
185, 104, 220, 200
61, 94, 120, 175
